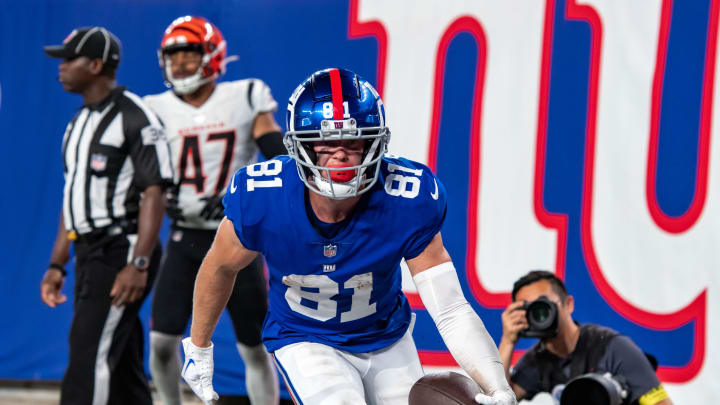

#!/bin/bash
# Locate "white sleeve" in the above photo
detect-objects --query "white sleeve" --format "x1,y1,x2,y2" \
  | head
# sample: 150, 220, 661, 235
248, 79, 278, 115
413, 261, 514, 397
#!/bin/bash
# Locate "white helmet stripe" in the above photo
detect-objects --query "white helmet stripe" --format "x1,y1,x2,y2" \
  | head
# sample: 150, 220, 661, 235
204, 22, 214, 40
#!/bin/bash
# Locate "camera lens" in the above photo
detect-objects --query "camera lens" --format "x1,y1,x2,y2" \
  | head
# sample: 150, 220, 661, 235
527, 299, 556, 330
518, 296, 559, 339
530, 303, 551, 322
562, 377, 611, 405
561, 373, 627, 405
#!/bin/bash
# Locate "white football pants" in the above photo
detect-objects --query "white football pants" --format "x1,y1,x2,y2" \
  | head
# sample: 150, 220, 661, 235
272, 318, 423, 405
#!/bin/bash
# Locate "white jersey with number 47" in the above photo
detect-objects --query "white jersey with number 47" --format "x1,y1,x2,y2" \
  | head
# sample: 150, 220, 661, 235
144, 79, 278, 230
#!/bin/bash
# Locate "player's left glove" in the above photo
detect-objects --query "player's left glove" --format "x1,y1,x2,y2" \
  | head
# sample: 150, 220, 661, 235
474, 389, 517, 405
181, 337, 219, 404
199, 194, 225, 221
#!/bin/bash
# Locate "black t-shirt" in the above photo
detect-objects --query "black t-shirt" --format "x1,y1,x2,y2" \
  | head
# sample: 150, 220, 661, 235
511, 326, 662, 403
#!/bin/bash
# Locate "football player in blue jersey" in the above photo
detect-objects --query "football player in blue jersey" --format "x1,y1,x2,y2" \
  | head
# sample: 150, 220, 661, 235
180, 68, 516, 405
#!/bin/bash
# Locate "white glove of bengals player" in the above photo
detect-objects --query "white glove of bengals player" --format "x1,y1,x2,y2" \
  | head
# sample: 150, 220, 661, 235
475, 389, 518, 405
181, 337, 219, 404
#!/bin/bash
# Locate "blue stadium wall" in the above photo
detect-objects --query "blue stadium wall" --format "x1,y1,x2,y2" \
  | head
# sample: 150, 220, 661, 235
1, 0, 719, 402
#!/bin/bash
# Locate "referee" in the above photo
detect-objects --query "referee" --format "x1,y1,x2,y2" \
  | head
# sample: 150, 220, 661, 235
40, 27, 173, 405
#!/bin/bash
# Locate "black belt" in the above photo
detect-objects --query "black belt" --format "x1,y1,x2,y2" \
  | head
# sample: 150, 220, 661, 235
73, 221, 138, 244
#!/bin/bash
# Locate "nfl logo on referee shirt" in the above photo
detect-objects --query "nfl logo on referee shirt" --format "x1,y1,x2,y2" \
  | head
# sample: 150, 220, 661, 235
90, 153, 107, 171
323, 244, 337, 258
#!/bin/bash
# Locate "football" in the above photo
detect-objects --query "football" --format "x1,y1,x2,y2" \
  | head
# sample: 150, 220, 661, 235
409, 372, 482, 405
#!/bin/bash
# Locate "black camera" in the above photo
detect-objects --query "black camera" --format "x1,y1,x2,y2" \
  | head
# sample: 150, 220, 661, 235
517, 296, 559, 339
560, 372, 629, 405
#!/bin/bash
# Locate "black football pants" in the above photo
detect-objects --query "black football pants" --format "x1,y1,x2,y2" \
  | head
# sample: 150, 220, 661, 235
151, 226, 267, 345
60, 232, 160, 405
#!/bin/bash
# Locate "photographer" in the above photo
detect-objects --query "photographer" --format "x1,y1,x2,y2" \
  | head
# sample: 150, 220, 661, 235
499, 271, 672, 405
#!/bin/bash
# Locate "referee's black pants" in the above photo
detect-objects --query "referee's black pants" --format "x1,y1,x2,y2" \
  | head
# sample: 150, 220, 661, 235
60, 232, 160, 405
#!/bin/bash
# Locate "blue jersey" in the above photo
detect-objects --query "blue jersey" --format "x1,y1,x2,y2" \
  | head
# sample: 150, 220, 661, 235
223, 155, 447, 353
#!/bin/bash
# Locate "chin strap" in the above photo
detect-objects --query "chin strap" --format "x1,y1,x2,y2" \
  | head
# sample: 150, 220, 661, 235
165, 62, 215, 95
292, 135, 383, 199
163, 53, 237, 95
313, 173, 365, 199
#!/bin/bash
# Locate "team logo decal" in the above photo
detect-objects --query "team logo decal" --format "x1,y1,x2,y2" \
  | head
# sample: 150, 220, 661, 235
90, 153, 107, 171
323, 244, 337, 258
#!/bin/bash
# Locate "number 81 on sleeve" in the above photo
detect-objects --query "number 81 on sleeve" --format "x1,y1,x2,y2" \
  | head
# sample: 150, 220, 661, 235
247, 160, 283, 191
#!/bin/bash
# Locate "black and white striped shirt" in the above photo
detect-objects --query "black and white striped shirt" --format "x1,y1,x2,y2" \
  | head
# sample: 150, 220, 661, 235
61, 86, 173, 235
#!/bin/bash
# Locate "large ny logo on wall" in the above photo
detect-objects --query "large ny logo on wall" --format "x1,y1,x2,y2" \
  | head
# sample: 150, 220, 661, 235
350, 0, 720, 399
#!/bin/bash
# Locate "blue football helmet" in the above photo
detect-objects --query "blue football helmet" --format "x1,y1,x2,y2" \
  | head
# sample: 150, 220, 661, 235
284, 68, 390, 199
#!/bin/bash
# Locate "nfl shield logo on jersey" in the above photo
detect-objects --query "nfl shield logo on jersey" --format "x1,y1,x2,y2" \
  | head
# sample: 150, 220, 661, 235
323, 244, 337, 258
90, 153, 107, 171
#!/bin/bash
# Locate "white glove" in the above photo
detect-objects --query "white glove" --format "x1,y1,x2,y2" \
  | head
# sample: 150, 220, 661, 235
475, 389, 518, 405
181, 337, 219, 404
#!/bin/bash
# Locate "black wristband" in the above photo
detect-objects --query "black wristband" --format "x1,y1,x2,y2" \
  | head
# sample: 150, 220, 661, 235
256, 131, 287, 159
49, 262, 67, 277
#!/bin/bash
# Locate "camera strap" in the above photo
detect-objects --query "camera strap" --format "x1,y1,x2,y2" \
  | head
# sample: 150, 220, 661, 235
569, 324, 619, 377
535, 323, 619, 391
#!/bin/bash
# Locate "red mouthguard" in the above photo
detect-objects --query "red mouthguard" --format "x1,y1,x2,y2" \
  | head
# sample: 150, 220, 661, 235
327, 164, 356, 182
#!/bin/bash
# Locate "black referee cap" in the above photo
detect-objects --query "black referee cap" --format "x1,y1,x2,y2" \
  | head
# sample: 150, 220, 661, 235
44, 27, 121, 68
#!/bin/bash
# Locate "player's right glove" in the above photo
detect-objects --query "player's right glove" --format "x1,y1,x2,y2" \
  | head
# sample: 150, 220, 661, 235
165, 185, 185, 222
475, 389, 517, 405
181, 337, 219, 404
